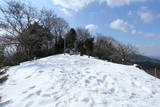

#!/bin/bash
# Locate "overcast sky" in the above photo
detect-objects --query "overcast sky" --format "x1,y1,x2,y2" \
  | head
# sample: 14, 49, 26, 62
6, 0, 160, 56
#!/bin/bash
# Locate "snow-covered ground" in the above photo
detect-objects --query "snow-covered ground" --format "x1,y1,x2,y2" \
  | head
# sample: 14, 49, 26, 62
0, 54, 160, 107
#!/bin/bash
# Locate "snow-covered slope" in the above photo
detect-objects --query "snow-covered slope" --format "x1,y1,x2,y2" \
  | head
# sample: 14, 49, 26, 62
0, 54, 160, 107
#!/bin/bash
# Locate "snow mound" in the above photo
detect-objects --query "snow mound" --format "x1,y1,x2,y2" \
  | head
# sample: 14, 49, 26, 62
0, 54, 160, 107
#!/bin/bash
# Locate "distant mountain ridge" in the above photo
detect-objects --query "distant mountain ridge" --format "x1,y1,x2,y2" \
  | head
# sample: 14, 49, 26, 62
129, 54, 160, 69
150, 56, 160, 60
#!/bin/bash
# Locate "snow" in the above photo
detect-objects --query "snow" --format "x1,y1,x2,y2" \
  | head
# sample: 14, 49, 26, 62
0, 54, 160, 107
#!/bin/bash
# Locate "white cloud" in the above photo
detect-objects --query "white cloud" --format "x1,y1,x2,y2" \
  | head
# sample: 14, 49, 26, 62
110, 19, 158, 38
105, 0, 147, 8
53, 0, 94, 11
144, 33, 158, 38
128, 7, 159, 23
137, 6, 160, 23
137, 10, 154, 23
138, 32, 158, 38
60, 8, 73, 16
85, 24, 98, 30
53, 0, 148, 11
110, 19, 134, 33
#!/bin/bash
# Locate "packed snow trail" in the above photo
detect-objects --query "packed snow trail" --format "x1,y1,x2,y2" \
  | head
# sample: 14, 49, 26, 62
0, 54, 160, 107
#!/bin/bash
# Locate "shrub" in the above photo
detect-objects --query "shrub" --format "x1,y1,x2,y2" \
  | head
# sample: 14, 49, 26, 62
0, 68, 8, 84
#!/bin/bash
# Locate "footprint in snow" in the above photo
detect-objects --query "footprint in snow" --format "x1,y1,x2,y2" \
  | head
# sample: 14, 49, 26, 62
53, 95, 62, 101
96, 73, 100, 76
107, 88, 115, 94
85, 79, 90, 84
25, 75, 32, 79
42, 94, 51, 98
21, 86, 36, 95
22, 93, 34, 101
22, 90, 28, 94
129, 93, 137, 99
82, 98, 90, 103
84, 68, 89, 70
38, 70, 44, 73
0, 99, 13, 106
36, 90, 42, 96
28, 85, 36, 90
85, 79, 90, 86
89, 76, 96, 80
81, 74, 85, 78
97, 79, 103, 85
103, 75, 107, 81
85, 71, 90, 74
25, 101, 33, 107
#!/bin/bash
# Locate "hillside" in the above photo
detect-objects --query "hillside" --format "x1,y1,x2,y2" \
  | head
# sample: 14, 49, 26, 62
0, 54, 160, 107
130, 55, 160, 69
150, 56, 160, 60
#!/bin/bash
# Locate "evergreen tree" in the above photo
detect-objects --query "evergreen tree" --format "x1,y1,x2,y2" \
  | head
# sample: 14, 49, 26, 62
84, 38, 94, 57
55, 36, 64, 54
77, 40, 85, 56
65, 28, 77, 49
0, 45, 5, 67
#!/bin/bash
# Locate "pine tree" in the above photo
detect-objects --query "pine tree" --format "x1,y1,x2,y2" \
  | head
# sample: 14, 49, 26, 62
84, 38, 94, 57
65, 28, 77, 50
55, 36, 64, 54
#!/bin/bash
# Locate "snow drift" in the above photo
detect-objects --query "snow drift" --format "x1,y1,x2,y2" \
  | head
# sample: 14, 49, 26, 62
0, 54, 160, 107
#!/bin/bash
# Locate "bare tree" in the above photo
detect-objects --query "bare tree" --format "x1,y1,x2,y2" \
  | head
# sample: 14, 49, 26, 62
40, 9, 57, 32
76, 28, 92, 41
93, 34, 117, 60
40, 9, 69, 53
40, 9, 69, 37
53, 17, 69, 37
0, 0, 38, 36
116, 43, 138, 63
